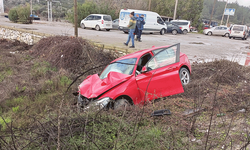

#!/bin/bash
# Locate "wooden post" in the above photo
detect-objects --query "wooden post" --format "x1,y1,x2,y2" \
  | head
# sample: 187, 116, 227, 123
74, 0, 78, 37
220, 0, 228, 25
148, 0, 151, 11
173, 0, 178, 20
209, 0, 216, 26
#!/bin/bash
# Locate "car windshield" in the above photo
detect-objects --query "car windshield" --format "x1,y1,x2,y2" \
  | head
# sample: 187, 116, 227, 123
99, 58, 137, 79
103, 15, 112, 21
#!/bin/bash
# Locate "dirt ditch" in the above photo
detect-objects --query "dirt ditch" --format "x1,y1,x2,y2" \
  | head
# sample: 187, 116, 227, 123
0, 36, 250, 149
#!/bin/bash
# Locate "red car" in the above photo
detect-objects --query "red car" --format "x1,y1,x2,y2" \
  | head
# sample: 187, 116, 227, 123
76, 43, 191, 109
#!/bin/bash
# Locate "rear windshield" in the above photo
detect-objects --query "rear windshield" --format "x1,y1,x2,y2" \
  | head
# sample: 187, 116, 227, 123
171, 22, 188, 25
103, 15, 112, 21
233, 26, 244, 31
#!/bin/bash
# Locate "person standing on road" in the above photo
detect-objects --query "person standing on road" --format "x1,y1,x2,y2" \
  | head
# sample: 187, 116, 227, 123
135, 14, 145, 42
124, 12, 136, 48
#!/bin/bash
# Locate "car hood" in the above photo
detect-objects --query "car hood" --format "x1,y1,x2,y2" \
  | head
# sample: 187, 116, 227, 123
79, 72, 132, 99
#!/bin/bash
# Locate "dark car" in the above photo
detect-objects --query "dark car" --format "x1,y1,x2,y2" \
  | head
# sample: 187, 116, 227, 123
165, 22, 183, 35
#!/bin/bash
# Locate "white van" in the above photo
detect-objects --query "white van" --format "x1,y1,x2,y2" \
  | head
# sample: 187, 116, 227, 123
170, 20, 191, 34
118, 9, 167, 35
229, 25, 248, 40
80, 14, 112, 31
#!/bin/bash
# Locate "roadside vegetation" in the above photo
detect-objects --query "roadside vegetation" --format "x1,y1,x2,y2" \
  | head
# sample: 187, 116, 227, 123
0, 37, 250, 149
8, 3, 32, 24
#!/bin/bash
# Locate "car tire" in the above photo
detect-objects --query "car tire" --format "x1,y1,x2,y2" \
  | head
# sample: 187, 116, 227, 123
123, 31, 128, 34
172, 30, 177, 35
179, 68, 190, 86
114, 98, 130, 110
106, 29, 110, 31
160, 29, 165, 35
224, 33, 229, 37
80, 23, 85, 29
207, 32, 212, 36
95, 25, 100, 31
183, 29, 188, 35
229, 36, 232, 39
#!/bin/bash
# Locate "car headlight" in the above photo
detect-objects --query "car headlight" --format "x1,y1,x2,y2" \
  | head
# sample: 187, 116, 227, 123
86, 97, 111, 110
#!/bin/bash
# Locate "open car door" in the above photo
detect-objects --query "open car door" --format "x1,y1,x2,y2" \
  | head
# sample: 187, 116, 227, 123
136, 43, 184, 103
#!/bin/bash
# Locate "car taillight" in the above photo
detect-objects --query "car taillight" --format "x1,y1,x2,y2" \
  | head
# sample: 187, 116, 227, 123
179, 27, 182, 29
101, 20, 104, 24
243, 31, 245, 35
189, 24, 190, 28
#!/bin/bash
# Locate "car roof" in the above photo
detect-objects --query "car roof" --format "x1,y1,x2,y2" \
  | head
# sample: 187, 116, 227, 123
88, 14, 111, 16
111, 45, 171, 62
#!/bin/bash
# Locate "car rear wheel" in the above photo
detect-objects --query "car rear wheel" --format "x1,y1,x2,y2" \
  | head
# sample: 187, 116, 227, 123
224, 33, 229, 37
114, 98, 130, 110
106, 29, 110, 31
172, 30, 177, 35
123, 31, 128, 34
160, 29, 165, 35
207, 32, 212, 36
179, 68, 190, 85
183, 29, 188, 35
80, 23, 85, 29
95, 25, 100, 31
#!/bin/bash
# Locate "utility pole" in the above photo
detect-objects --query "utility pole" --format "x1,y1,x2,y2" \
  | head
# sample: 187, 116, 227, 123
220, 0, 228, 25
47, 0, 52, 21
173, 0, 178, 20
148, 0, 151, 11
209, 0, 216, 26
0, 0, 4, 14
74, 0, 78, 37
30, 0, 33, 15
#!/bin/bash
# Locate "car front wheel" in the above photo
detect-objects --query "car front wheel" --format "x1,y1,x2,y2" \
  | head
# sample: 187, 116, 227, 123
207, 32, 212, 36
160, 29, 165, 35
114, 98, 130, 110
179, 68, 190, 85
172, 30, 177, 35
80, 23, 85, 29
106, 29, 110, 31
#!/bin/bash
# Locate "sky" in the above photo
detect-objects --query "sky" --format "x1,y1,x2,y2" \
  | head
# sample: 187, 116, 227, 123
227, 0, 250, 7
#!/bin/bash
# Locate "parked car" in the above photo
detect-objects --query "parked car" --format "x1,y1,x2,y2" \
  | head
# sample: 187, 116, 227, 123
203, 24, 210, 30
119, 9, 167, 35
112, 18, 119, 29
80, 14, 112, 31
75, 43, 191, 110
170, 20, 191, 34
229, 25, 248, 40
165, 22, 183, 35
203, 26, 230, 37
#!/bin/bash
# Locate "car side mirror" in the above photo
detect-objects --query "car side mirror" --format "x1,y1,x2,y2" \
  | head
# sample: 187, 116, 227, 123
141, 66, 147, 73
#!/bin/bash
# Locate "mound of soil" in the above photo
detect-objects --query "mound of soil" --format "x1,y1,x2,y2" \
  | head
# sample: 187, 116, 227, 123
31, 36, 116, 75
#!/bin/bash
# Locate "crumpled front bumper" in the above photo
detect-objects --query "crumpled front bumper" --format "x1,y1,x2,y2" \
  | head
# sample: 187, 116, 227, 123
77, 94, 112, 110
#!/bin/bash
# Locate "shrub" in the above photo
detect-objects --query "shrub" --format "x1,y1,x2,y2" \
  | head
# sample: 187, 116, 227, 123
8, 8, 18, 23
8, 3, 32, 24
17, 3, 31, 24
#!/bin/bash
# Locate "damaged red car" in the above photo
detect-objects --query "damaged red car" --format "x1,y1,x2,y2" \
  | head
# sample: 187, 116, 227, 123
76, 43, 191, 109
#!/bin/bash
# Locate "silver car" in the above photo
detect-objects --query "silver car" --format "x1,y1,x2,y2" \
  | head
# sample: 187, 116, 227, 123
203, 26, 230, 37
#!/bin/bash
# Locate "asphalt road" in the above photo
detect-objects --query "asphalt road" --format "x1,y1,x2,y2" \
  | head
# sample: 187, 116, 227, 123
0, 16, 249, 65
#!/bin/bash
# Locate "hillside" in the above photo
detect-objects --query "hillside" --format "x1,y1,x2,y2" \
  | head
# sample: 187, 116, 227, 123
0, 37, 250, 149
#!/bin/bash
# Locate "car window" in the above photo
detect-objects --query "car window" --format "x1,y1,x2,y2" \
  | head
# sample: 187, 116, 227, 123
86, 15, 94, 20
137, 53, 152, 72
94, 16, 101, 20
99, 58, 137, 79
103, 15, 112, 21
148, 44, 180, 70
157, 17, 164, 25
233, 26, 244, 31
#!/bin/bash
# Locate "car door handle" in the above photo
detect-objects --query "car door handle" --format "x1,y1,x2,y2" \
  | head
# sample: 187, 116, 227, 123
165, 66, 177, 71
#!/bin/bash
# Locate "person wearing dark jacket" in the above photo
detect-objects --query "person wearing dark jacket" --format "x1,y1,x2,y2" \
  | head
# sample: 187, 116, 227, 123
124, 12, 136, 48
135, 14, 145, 42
